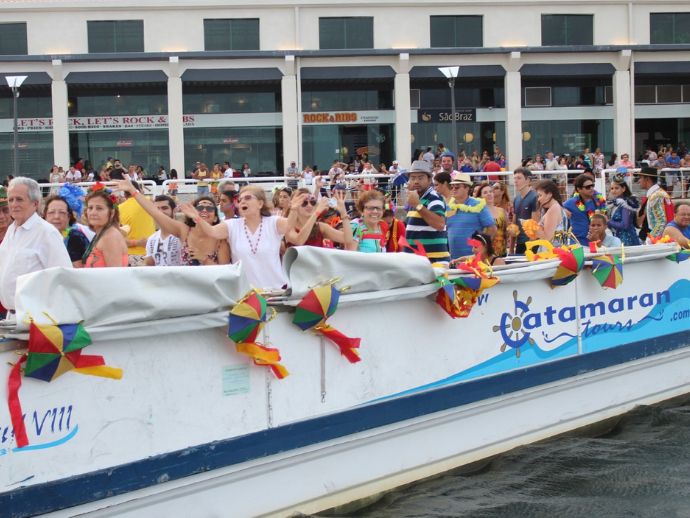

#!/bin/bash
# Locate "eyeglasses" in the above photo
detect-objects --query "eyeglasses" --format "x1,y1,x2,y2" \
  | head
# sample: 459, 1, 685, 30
364, 206, 383, 212
238, 195, 255, 203
581, 184, 595, 190
46, 210, 69, 216
196, 205, 216, 213
301, 198, 317, 207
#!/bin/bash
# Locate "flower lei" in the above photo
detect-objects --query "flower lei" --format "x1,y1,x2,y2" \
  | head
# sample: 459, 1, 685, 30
90, 182, 119, 205
447, 196, 486, 217
573, 191, 606, 219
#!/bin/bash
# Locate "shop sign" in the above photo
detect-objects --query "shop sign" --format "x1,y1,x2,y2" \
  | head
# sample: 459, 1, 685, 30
116, 139, 134, 147
223, 137, 239, 144
417, 108, 476, 123
302, 110, 395, 125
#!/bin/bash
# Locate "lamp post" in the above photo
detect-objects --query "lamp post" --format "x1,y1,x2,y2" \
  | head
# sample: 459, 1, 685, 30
6, 75, 27, 177
438, 66, 459, 159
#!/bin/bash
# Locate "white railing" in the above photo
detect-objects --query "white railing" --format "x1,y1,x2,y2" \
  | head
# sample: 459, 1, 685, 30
39, 180, 157, 197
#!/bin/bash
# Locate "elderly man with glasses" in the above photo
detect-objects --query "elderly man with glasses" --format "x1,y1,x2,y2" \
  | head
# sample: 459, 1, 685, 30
563, 174, 607, 246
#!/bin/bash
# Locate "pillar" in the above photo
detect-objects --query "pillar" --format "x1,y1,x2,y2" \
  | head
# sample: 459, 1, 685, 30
394, 53, 412, 167
613, 70, 633, 159
504, 53, 523, 172
50, 59, 70, 168
167, 57, 185, 178
281, 55, 299, 172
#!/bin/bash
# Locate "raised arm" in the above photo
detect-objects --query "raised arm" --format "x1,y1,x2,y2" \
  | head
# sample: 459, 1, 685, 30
114, 178, 187, 239
277, 193, 309, 236
179, 203, 229, 241
285, 196, 328, 245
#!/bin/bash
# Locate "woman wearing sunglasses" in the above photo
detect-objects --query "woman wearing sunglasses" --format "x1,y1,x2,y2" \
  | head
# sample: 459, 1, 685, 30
284, 188, 353, 250
116, 178, 230, 266
562, 174, 607, 246
180, 185, 307, 290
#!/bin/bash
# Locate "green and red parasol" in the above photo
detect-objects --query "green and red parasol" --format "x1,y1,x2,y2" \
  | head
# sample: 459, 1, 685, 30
591, 254, 624, 289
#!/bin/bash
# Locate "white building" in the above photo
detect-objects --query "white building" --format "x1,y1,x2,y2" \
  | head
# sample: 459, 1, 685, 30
0, 0, 689, 178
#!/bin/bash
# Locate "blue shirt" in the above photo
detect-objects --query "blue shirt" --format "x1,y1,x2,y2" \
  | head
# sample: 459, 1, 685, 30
446, 198, 496, 258
666, 221, 690, 239
563, 193, 606, 246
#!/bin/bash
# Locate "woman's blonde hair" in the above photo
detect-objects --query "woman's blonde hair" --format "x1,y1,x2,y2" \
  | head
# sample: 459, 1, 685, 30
240, 185, 272, 217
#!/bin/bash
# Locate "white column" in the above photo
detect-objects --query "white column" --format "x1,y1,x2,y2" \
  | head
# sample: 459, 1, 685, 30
167, 57, 185, 178
613, 69, 632, 158
504, 72, 522, 172
50, 60, 70, 169
394, 53, 412, 167
281, 56, 299, 172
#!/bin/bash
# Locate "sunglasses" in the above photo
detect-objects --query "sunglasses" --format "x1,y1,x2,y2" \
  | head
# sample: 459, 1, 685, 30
581, 184, 595, 190
301, 198, 317, 207
196, 205, 216, 213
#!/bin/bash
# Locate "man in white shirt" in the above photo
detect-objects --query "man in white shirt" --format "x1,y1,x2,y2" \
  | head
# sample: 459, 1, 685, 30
144, 195, 182, 266
223, 161, 234, 178
65, 166, 82, 183
286, 161, 300, 188
0, 177, 72, 311
544, 151, 558, 171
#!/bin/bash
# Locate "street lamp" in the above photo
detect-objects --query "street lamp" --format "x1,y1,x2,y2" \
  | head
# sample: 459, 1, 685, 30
6, 75, 27, 177
438, 66, 459, 159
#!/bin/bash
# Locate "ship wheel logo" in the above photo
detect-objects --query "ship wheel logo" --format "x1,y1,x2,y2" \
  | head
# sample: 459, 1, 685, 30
492, 290, 536, 358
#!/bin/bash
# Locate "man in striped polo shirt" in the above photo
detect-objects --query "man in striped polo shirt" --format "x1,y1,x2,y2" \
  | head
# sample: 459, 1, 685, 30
404, 160, 449, 264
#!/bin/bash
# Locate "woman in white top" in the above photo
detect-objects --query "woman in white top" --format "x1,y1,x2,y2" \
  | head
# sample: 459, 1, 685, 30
180, 185, 305, 290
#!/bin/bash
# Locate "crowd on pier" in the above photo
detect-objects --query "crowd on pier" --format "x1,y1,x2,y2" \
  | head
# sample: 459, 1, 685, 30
1, 143, 690, 316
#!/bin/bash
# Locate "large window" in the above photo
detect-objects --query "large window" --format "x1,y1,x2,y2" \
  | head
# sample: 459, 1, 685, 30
319, 17, 373, 49
87, 20, 144, 53
302, 89, 393, 111
650, 13, 690, 44
183, 88, 279, 114
541, 15, 593, 46
430, 16, 482, 47
0, 22, 27, 55
204, 19, 260, 51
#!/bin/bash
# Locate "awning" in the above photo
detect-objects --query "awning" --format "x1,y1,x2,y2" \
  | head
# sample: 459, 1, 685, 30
181, 68, 283, 83
300, 66, 395, 80
0, 72, 52, 86
635, 61, 690, 75
65, 70, 168, 84
410, 65, 505, 79
520, 63, 615, 77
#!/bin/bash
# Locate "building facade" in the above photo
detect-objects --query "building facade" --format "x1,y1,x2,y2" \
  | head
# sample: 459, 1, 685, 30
0, 0, 689, 178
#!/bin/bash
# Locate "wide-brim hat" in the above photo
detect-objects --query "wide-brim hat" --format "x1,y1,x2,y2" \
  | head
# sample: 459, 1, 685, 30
0, 186, 6, 208
450, 172, 473, 186
405, 160, 433, 176
637, 166, 658, 179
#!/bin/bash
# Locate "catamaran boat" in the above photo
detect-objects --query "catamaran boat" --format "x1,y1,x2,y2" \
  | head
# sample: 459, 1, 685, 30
1, 243, 689, 517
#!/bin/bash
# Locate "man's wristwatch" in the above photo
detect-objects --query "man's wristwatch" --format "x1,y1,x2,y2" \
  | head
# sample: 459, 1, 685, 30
416, 203, 424, 212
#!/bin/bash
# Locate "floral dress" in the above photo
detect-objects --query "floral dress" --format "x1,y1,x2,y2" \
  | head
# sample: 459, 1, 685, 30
607, 197, 642, 246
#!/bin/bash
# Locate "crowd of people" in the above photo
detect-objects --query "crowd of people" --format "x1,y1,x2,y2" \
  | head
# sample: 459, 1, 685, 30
1, 143, 689, 318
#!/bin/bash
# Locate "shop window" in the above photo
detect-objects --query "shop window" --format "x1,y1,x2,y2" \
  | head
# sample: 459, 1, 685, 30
319, 17, 373, 49
87, 20, 144, 53
650, 13, 690, 44
430, 16, 483, 47
604, 85, 613, 104
524, 87, 551, 107
635, 85, 656, 104
657, 84, 682, 103
684, 85, 690, 103
0, 22, 27, 55
204, 19, 260, 51
541, 15, 593, 46
410, 89, 421, 109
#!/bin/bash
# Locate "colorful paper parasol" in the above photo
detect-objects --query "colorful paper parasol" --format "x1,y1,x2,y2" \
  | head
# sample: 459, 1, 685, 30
228, 290, 288, 379
435, 276, 462, 318
292, 281, 361, 363
450, 275, 500, 318
551, 246, 585, 286
8, 320, 122, 448
591, 254, 624, 289
667, 248, 690, 263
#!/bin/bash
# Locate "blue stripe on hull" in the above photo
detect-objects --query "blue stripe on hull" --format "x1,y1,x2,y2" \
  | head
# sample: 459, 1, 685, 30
4, 329, 690, 518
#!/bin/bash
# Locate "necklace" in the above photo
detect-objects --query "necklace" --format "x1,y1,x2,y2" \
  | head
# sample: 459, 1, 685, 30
243, 218, 264, 255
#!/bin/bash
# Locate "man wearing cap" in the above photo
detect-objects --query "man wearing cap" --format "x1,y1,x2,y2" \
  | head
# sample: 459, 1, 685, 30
0, 187, 10, 243
0, 177, 72, 313
638, 166, 672, 240
446, 172, 496, 259
404, 160, 449, 263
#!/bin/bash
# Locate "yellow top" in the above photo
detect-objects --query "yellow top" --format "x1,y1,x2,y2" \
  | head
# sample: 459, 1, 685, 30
119, 197, 156, 256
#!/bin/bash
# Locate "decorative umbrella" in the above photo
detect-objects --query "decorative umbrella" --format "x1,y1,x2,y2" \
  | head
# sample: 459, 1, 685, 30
292, 281, 361, 363
451, 275, 500, 318
228, 290, 288, 379
435, 276, 462, 318
8, 320, 122, 448
591, 254, 624, 289
551, 246, 585, 286
667, 248, 690, 263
